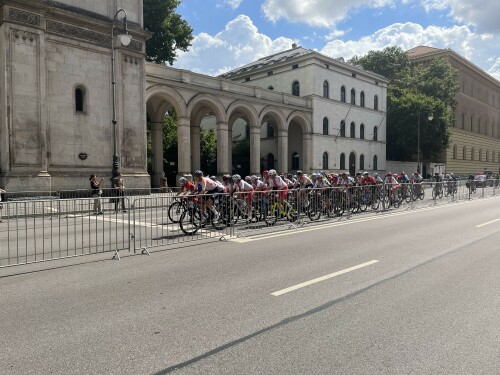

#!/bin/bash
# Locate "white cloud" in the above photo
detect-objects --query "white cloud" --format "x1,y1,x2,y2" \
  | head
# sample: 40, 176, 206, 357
421, 0, 500, 33
320, 22, 500, 82
173, 15, 296, 76
218, 0, 244, 10
261, 0, 395, 28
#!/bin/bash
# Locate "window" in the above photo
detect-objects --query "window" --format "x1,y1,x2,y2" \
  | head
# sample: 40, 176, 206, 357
323, 117, 329, 135
479, 149, 483, 161
360, 91, 365, 107
340, 153, 346, 170
463, 146, 466, 160
245, 77, 251, 82
374, 95, 379, 110
292, 152, 300, 170
351, 89, 356, 105
360, 124, 365, 140
267, 71, 273, 76
471, 147, 475, 161
292, 64, 299, 69
340, 121, 346, 137
373, 126, 378, 141
322, 152, 329, 170
486, 150, 489, 162
373, 155, 378, 171
292, 81, 300, 96
341, 86, 346, 102
268, 85, 274, 90
360, 154, 365, 170
352, 73, 356, 78
462, 113, 465, 129
75, 86, 86, 113
267, 123, 275, 138
350, 122, 355, 138
453, 145, 457, 159
245, 125, 250, 140
323, 80, 329, 98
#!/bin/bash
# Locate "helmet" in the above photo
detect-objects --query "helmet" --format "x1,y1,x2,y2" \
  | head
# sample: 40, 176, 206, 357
268, 169, 277, 176
287, 173, 293, 179
222, 174, 231, 182
445, 174, 450, 178
363, 172, 369, 176
179, 177, 187, 184
244, 176, 251, 182
356, 172, 362, 176
262, 170, 269, 175
386, 172, 392, 176
414, 172, 419, 175
293, 175, 297, 179
232, 174, 241, 182
250, 175, 258, 181
193, 170, 203, 177
210, 175, 217, 181
296, 170, 303, 176
374, 173, 378, 177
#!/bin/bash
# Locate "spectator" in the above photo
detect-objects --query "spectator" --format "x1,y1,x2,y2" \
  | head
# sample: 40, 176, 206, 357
114, 173, 126, 213
90, 175, 104, 215
0, 186, 5, 222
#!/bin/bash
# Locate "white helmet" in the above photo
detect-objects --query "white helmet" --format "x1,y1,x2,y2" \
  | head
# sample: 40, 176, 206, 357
232, 174, 241, 182
179, 177, 187, 184
268, 169, 277, 176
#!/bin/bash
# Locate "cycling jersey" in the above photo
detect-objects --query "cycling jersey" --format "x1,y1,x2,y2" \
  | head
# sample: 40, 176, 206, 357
361, 176, 377, 186
271, 176, 287, 190
234, 180, 254, 192
180, 181, 196, 193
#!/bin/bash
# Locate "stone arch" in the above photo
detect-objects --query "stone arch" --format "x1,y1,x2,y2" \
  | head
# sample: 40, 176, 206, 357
287, 111, 312, 134
187, 93, 227, 124
259, 106, 287, 131
226, 100, 259, 129
146, 85, 187, 120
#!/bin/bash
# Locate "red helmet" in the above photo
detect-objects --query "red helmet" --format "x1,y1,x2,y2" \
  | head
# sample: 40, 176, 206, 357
386, 172, 392, 176
262, 170, 269, 175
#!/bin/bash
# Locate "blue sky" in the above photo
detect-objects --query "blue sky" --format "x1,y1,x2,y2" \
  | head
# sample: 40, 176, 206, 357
172, 0, 500, 81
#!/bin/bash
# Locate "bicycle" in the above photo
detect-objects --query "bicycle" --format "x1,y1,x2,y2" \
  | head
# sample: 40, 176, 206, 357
432, 182, 444, 200
264, 192, 298, 225
179, 196, 227, 235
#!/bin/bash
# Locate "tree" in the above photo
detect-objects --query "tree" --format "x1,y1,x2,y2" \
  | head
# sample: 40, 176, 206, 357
351, 47, 459, 162
200, 128, 217, 176
143, 0, 194, 65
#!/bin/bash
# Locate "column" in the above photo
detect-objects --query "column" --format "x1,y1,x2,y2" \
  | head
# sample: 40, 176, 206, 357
278, 129, 288, 172
152, 122, 164, 187
250, 126, 261, 175
177, 117, 191, 179
302, 133, 312, 172
217, 122, 230, 176
191, 126, 201, 171
228, 129, 233, 174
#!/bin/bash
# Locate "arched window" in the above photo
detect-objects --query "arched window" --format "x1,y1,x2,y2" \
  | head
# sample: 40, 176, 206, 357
360, 124, 365, 140
267, 123, 275, 138
341, 86, 346, 102
463, 146, 467, 160
340, 153, 346, 170
479, 149, 483, 161
360, 91, 365, 107
292, 81, 300, 96
323, 117, 329, 135
373, 155, 378, 171
471, 147, 475, 161
292, 152, 300, 170
350, 122, 355, 138
323, 80, 329, 98
351, 88, 356, 105
452, 145, 457, 159
461, 112, 465, 129
374, 95, 379, 111
486, 150, 489, 162
267, 153, 275, 169
322, 152, 329, 170
360, 154, 365, 170
340, 121, 346, 137
245, 124, 250, 139
75, 85, 86, 113
373, 126, 378, 141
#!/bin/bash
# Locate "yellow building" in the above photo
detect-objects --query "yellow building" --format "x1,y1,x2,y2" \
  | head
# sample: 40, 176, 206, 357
408, 46, 500, 176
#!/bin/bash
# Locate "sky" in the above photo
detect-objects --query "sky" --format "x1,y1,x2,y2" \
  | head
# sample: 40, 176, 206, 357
171, 0, 500, 81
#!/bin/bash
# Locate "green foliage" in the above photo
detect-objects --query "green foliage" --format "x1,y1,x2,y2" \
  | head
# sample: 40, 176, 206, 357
143, 0, 194, 65
200, 128, 217, 175
351, 47, 459, 162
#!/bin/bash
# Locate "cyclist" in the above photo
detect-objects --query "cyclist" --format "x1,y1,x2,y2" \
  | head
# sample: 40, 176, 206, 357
374, 172, 383, 184
411, 172, 423, 183
194, 170, 219, 216
268, 169, 288, 206
232, 174, 254, 217
176, 176, 197, 197
384, 172, 400, 204
222, 174, 233, 193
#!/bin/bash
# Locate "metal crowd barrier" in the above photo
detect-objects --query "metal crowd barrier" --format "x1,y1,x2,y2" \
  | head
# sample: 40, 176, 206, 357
0, 181, 497, 268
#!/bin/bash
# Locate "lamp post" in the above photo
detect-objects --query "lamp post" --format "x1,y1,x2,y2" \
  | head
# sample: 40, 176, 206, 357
417, 109, 433, 174
111, 9, 132, 185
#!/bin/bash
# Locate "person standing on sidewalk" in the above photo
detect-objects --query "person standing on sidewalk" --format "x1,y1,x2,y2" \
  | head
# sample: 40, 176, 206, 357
90, 175, 104, 215
0, 186, 6, 222
113, 173, 126, 213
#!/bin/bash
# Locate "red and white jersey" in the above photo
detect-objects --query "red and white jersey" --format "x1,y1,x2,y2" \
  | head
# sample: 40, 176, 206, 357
384, 176, 399, 185
270, 176, 287, 189
337, 176, 352, 187
252, 179, 265, 190
234, 180, 254, 192
180, 181, 197, 194
361, 176, 377, 186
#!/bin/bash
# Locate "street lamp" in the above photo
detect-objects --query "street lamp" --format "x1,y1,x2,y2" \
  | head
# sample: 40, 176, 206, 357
111, 9, 132, 185
417, 109, 433, 174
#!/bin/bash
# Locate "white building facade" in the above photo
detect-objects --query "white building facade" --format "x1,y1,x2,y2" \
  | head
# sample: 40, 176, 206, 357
221, 46, 388, 175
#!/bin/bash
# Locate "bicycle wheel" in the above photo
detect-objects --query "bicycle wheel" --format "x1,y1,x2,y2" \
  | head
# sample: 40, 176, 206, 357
392, 190, 402, 208
264, 204, 278, 225
359, 191, 369, 212
211, 209, 227, 231
286, 202, 298, 222
307, 196, 321, 221
371, 193, 380, 211
179, 210, 201, 235
438, 187, 443, 199
168, 201, 183, 223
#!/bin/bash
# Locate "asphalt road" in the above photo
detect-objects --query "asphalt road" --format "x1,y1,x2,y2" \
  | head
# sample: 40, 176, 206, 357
0, 196, 499, 374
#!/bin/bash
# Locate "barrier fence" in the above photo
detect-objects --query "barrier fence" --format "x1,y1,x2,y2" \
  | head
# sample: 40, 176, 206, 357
0, 181, 497, 268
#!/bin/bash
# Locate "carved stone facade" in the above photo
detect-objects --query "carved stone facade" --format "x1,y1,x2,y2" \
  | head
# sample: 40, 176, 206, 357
0, 0, 149, 190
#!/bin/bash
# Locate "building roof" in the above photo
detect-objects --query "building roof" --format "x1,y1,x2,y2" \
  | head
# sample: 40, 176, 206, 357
406, 45, 444, 59
219, 45, 388, 81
